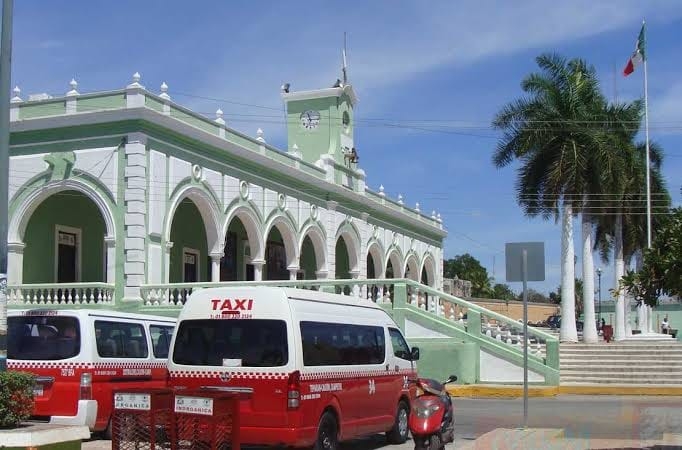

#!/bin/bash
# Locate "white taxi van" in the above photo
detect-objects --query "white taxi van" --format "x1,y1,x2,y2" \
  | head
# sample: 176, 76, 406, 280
7, 309, 176, 435
167, 286, 420, 449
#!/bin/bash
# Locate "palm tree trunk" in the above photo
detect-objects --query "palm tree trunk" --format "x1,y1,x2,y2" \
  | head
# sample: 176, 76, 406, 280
581, 213, 598, 343
614, 212, 626, 340
560, 203, 578, 342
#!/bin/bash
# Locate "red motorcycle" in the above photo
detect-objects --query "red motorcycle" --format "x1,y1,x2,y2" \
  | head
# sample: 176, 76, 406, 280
408, 375, 457, 450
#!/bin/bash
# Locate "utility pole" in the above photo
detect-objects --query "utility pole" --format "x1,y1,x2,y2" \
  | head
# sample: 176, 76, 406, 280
597, 268, 602, 325
0, 0, 14, 372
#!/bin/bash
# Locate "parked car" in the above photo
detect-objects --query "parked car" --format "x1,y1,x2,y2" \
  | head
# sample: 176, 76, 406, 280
546, 315, 583, 331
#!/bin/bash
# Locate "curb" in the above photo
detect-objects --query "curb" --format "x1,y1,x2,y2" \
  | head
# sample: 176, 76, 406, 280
446, 385, 558, 398
447, 384, 682, 398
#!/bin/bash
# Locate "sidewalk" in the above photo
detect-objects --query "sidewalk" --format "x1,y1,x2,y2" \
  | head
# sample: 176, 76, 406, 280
459, 428, 682, 450
447, 384, 682, 398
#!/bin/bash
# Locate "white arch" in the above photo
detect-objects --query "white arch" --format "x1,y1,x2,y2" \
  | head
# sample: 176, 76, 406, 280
223, 204, 264, 262
386, 247, 404, 278
299, 223, 328, 274
366, 240, 385, 278
265, 214, 299, 269
404, 251, 420, 281
9, 179, 116, 243
335, 222, 361, 274
165, 185, 222, 254
420, 253, 437, 287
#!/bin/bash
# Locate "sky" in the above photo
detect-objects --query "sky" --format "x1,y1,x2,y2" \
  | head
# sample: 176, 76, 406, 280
9, 1, 682, 296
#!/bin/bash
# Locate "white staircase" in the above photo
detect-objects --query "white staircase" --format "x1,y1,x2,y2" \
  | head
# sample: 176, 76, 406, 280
560, 339, 682, 385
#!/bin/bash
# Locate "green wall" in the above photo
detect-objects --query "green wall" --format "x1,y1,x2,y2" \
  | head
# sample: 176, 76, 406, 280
23, 190, 106, 283
169, 200, 208, 282
408, 338, 479, 384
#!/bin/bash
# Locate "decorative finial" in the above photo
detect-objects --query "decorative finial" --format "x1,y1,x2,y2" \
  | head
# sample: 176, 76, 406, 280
398, 194, 404, 205
379, 185, 385, 197
256, 128, 265, 143
11, 86, 22, 103
437, 213, 442, 223
415, 202, 420, 212
159, 82, 170, 100
281, 83, 290, 93
127, 72, 144, 89
215, 108, 225, 125
431, 210, 436, 219
66, 78, 79, 96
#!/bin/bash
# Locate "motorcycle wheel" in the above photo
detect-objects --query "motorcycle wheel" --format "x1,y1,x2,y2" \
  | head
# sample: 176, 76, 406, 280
428, 435, 444, 450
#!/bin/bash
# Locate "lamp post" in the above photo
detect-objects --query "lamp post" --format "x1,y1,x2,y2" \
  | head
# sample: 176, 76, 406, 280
596, 268, 602, 325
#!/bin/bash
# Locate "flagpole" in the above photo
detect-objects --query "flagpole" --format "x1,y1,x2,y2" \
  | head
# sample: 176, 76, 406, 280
642, 19, 651, 249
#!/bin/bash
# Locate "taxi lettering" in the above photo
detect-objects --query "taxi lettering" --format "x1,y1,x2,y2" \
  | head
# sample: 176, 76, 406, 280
210, 298, 254, 314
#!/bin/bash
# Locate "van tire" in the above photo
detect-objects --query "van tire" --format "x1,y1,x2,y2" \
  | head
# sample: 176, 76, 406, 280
386, 400, 409, 444
313, 411, 339, 450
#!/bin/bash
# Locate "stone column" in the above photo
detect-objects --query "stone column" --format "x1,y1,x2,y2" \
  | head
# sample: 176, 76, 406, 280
7, 242, 25, 285
163, 242, 174, 284
289, 268, 299, 281
210, 253, 222, 282
105, 237, 116, 283
123, 133, 148, 302
252, 260, 264, 281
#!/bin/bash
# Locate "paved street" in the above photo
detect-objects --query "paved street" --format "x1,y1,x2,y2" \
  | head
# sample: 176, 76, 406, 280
83, 395, 682, 449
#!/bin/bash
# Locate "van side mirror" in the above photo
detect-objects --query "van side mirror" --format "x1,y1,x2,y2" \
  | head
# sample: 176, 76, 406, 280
410, 346, 420, 361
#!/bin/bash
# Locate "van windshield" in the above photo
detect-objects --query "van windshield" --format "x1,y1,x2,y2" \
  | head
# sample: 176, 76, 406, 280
8, 315, 81, 360
172, 319, 288, 367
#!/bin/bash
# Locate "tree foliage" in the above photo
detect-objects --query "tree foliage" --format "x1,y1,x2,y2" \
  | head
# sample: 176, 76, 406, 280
493, 283, 517, 301
622, 207, 682, 306
443, 254, 493, 297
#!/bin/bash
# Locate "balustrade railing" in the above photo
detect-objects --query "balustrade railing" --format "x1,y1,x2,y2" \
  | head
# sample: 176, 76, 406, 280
7, 283, 115, 306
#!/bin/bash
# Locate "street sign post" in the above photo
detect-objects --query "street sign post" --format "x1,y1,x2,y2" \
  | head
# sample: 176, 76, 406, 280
505, 242, 545, 430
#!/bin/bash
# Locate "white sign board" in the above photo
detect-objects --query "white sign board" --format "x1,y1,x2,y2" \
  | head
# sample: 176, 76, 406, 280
114, 393, 151, 411
174, 396, 214, 416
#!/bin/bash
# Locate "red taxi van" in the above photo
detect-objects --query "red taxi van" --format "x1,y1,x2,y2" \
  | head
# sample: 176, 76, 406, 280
8, 309, 175, 436
167, 286, 419, 449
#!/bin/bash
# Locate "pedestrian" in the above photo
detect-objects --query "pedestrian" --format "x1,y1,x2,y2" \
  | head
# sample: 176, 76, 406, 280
600, 318, 606, 330
662, 315, 670, 334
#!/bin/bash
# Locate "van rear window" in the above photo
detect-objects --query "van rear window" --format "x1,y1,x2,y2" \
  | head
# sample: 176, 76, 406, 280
8, 316, 80, 360
172, 319, 288, 367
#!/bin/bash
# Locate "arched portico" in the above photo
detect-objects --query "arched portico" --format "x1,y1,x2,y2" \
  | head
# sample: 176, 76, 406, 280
299, 222, 327, 279
8, 179, 117, 285
264, 214, 299, 280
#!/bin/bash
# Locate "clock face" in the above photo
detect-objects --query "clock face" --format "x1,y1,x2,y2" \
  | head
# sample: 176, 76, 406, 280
300, 110, 320, 130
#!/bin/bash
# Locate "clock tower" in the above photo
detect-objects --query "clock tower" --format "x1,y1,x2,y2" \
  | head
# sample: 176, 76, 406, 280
281, 83, 357, 167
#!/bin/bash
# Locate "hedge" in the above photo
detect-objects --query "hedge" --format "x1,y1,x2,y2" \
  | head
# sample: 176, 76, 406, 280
0, 371, 35, 428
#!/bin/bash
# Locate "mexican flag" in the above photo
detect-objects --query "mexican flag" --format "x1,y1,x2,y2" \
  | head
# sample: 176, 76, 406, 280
623, 23, 645, 76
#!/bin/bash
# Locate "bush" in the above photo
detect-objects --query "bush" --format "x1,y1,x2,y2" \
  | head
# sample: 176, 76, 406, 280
0, 371, 35, 428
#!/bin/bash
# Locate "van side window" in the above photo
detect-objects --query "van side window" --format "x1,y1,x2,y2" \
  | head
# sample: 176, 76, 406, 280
95, 320, 149, 358
150, 325, 174, 358
389, 328, 411, 361
301, 321, 385, 366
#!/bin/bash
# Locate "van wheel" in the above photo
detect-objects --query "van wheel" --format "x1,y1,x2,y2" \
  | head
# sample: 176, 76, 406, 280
386, 400, 409, 444
313, 412, 338, 450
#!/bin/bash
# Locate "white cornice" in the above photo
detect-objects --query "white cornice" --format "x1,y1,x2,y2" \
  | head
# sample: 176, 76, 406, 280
9, 106, 444, 240
281, 85, 358, 106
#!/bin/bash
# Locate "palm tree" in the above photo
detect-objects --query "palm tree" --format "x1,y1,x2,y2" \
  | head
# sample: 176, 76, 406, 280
492, 53, 606, 342
594, 124, 670, 338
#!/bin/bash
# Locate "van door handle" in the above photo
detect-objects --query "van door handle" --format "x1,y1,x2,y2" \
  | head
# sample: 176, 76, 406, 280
385, 364, 390, 371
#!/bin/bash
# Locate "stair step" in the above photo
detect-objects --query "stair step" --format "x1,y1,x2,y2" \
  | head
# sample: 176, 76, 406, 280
560, 376, 682, 384
559, 364, 682, 373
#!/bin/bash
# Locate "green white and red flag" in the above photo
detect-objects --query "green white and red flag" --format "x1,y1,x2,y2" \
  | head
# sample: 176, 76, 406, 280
623, 23, 646, 76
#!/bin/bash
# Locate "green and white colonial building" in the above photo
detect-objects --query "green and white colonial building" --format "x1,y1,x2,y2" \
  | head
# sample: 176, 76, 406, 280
5, 73, 562, 386
6, 74, 446, 307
